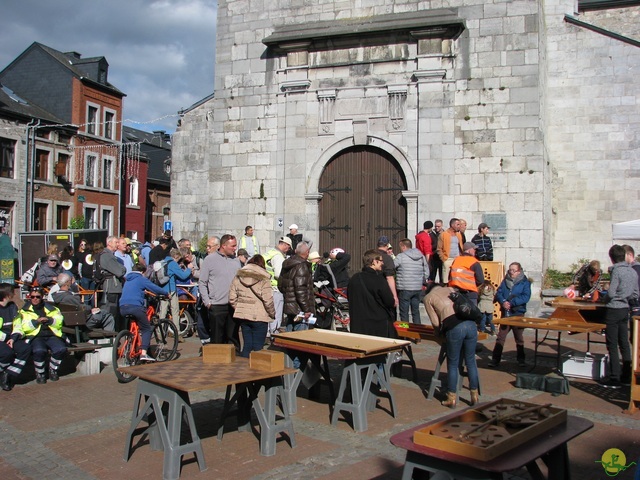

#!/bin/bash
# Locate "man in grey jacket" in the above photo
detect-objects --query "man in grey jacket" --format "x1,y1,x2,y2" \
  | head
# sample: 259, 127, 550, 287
600, 244, 639, 388
394, 238, 429, 324
99, 236, 126, 330
198, 234, 242, 349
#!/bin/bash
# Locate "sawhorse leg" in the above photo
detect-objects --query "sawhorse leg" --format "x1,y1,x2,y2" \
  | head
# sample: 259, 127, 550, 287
124, 379, 206, 480
249, 378, 296, 456
331, 359, 375, 432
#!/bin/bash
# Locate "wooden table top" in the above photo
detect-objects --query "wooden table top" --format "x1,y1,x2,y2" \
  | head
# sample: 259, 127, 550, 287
497, 316, 605, 333
390, 408, 592, 473
550, 297, 604, 310
272, 329, 409, 359
394, 321, 488, 343
118, 356, 296, 393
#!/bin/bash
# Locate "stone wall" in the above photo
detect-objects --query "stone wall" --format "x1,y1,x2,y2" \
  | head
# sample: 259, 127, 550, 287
171, 0, 640, 289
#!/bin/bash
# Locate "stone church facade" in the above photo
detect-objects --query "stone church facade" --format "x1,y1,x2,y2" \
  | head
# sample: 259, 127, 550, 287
171, 0, 640, 286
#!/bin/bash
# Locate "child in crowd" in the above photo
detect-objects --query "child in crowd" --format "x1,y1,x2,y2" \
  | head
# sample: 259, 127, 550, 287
478, 280, 496, 335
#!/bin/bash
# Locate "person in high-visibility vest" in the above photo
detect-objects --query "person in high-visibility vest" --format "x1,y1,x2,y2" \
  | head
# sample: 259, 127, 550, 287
448, 242, 484, 304
239, 226, 260, 257
11, 286, 66, 384
263, 237, 291, 334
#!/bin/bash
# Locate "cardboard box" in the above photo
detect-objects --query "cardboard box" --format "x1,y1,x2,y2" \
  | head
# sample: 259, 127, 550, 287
202, 344, 235, 364
250, 350, 285, 372
562, 352, 608, 380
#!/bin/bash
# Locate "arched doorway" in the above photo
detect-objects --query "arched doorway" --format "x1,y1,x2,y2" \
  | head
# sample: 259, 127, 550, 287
318, 146, 407, 276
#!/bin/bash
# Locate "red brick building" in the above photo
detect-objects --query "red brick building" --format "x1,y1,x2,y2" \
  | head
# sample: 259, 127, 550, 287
0, 42, 125, 234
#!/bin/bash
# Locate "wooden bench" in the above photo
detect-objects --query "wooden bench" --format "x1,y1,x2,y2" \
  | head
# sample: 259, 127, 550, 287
59, 304, 117, 375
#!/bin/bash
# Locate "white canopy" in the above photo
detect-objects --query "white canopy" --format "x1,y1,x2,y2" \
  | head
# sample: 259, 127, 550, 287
612, 219, 640, 240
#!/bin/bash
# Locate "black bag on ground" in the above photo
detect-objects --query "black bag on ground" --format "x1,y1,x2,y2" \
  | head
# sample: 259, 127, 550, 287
448, 290, 482, 322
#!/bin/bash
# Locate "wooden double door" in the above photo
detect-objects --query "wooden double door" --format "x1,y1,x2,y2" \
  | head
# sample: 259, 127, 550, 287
318, 146, 407, 277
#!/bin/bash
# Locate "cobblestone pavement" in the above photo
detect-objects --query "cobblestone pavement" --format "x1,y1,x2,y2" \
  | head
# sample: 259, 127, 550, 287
0, 329, 639, 480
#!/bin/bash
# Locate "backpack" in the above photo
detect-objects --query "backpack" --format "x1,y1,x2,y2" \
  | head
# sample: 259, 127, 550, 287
92, 252, 106, 285
448, 290, 483, 323
149, 260, 170, 286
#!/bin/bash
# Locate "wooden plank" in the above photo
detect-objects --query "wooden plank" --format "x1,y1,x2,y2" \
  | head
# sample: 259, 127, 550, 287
496, 317, 604, 333
272, 329, 409, 356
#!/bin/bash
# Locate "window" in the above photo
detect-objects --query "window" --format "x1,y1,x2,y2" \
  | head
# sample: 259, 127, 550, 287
101, 208, 112, 233
56, 205, 70, 229
0, 138, 15, 178
128, 177, 139, 206
84, 207, 97, 229
36, 129, 50, 139
85, 155, 96, 187
103, 158, 113, 190
87, 105, 99, 135
104, 110, 115, 140
34, 203, 48, 231
55, 153, 69, 178
35, 149, 49, 180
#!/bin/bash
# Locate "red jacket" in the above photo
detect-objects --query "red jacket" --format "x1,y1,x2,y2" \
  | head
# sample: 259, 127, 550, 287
415, 231, 432, 256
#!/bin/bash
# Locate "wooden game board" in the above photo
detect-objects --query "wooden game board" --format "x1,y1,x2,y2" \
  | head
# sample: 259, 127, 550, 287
119, 356, 296, 392
272, 329, 409, 358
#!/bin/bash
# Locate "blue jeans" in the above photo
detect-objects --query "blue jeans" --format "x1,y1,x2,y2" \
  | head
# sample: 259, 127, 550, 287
239, 320, 268, 358
398, 290, 422, 324
120, 304, 152, 351
479, 312, 495, 333
445, 320, 479, 394
285, 315, 309, 368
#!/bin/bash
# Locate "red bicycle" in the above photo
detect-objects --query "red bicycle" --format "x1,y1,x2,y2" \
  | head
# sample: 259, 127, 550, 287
112, 293, 178, 383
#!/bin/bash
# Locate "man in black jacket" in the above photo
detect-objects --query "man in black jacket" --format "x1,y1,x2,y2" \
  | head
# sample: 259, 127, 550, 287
348, 249, 396, 338
278, 242, 315, 331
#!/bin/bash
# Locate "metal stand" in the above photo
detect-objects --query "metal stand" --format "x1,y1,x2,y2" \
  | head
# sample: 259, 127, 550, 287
331, 354, 396, 432
217, 378, 296, 457
124, 379, 206, 480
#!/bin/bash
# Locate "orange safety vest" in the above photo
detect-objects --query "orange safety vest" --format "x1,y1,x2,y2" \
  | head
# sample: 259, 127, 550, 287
448, 255, 480, 292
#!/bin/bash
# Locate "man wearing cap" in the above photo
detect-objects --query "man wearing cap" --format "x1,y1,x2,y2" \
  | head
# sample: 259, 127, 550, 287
36, 255, 64, 288
314, 247, 351, 289
448, 242, 485, 304
415, 221, 434, 261
436, 218, 464, 283
472, 223, 493, 261
263, 237, 291, 334
239, 226, 260, 257
377, 236, 399, 307
286, 224, 303, 256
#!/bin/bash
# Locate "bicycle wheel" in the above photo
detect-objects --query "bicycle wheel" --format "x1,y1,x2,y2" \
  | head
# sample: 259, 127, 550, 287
149, 320, 178, 362
178, 310, 194, 337
113, 330, 138, 383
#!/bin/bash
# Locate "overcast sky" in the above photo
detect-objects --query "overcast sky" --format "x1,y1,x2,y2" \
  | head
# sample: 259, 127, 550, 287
0, 0, 217, 134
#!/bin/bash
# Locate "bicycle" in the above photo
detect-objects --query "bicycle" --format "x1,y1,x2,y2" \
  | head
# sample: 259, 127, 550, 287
176, 284, 197, 337
112, 293, 179, 383
314, 281, 350, 331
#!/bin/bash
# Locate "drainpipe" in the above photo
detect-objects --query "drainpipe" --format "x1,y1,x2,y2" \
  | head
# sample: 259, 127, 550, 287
24, 119, 40, 232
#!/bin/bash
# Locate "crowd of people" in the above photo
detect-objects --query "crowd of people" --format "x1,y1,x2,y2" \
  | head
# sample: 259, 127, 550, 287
1, 219, 637, 403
